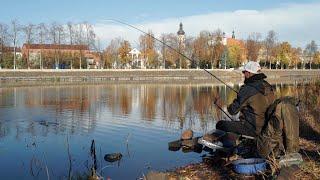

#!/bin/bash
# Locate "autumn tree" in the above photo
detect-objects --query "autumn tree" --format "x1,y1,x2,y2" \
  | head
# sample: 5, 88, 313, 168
183, 36, 194, 68
159, 34, 167, 68
0, 23, 9, 68
264, 30, 277, 69
104, 38, 121, 68
291, 47, 302, 69
211, 30, 224, 68
246, 32, 261, 62
276, 42, 292, 69
305, 40, 318, 69
139, 31, 158, 68
0, 23, 16, 69
228, 44, 242, 67
160, 33, 179, 68
192, 31, 211, 68
314, 51, 320, 68
118, 40, 131, 68
1, 50, 14, 68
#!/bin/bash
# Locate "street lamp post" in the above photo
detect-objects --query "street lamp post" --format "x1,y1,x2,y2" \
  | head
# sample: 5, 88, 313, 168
208, 34, 214, 69
222, 32, 227, 70
223, 46, 227, 70
13, 46, 16, 70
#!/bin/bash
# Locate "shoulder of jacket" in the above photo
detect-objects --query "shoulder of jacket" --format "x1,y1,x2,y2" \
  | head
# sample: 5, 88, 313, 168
238, 84, 259, 99
239, 84, 256, 93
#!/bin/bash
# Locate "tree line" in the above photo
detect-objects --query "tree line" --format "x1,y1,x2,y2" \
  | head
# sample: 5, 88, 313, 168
0, 20, 99, 69
0, 20, 319, 69
104, 29, 320, 70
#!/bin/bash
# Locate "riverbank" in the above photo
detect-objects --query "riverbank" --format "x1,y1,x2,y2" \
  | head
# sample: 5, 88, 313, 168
147, 138, 319, 179
0, 69, 319, 86
145, 95, 320, 180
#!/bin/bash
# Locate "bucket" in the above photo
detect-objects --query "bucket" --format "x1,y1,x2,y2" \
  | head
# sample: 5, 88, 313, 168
232, 158, 266, 175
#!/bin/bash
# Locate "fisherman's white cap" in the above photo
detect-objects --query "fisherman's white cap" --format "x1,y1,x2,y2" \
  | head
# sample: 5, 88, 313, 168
239, 61, 261, 74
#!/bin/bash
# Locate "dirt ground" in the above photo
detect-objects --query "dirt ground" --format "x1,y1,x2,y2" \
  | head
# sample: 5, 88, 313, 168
145, 138, 319, 180
144, 84, 320, 180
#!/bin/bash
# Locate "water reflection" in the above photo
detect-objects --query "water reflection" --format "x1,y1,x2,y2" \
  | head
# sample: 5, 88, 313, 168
0, 80, 319, 179
0, 81, 319, 137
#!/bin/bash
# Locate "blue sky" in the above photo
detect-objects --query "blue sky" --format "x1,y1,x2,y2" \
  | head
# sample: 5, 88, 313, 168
1, 0, 317, 24
1, 0, 320, 47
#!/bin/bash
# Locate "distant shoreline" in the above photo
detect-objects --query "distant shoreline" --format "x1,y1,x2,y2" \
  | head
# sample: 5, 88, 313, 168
0, 69, 319, 87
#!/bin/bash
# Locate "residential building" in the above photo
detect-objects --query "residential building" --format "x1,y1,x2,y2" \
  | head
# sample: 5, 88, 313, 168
22, 44, 101, 69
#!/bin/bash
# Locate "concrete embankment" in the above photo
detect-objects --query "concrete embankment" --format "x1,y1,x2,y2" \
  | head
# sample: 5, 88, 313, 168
0, 69, 319, 86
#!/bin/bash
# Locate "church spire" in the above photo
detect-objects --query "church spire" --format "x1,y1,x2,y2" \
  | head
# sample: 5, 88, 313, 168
232, 30, 235, 39
177, 22, 185, 36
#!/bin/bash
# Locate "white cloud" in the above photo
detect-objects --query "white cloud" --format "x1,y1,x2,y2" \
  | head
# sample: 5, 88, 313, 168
94, 2, 320, 48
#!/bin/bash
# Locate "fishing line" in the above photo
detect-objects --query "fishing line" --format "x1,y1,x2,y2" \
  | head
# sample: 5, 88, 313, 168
107, 19, 259, 128
107, 19, 239, 95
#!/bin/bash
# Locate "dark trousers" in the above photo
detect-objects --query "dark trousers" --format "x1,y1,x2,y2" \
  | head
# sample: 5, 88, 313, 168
216, 120, 257, 137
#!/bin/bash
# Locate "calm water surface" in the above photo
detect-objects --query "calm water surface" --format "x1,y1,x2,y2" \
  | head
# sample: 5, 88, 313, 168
0, 81, 318, 179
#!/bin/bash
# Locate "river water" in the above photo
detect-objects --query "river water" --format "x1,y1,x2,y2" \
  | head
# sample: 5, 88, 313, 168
0, 80, 319, 179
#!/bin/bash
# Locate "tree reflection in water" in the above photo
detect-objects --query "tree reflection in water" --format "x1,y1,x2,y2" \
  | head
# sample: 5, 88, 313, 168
0, 80, 319, 179
0, 81, 318, 137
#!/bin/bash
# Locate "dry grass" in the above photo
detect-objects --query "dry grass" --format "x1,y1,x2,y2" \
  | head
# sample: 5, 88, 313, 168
150, 90, 320, 179
299, 138, 319, 152
297, 139, 320, 179
296, 158, 320, 179
265, 154, 281, 176
300, 111, 320, 137
153, 137, 320, 180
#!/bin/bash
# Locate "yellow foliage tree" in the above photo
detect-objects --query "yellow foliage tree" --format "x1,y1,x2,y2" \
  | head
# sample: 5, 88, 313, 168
290, 47, 302, 69
118, 40, 131, 67
276, 42, 292, 69
139, 31, 158, 68
228, 44, 245, 67
313, 52, 320, 66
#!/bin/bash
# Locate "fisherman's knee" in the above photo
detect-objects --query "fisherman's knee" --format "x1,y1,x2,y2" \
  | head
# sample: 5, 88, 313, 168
216, 121, 226, 130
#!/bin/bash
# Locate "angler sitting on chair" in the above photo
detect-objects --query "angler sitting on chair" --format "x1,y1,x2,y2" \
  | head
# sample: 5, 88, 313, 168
216, 61, 301, 160
216, 61, 275, 138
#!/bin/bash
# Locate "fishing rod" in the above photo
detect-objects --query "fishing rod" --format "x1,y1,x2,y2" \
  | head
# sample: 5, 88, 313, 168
108, 19, 254, 129
213, 98, 257, 135
107, 19, 239, 95
109, 19, 262, 137
213, 99, 234, 121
